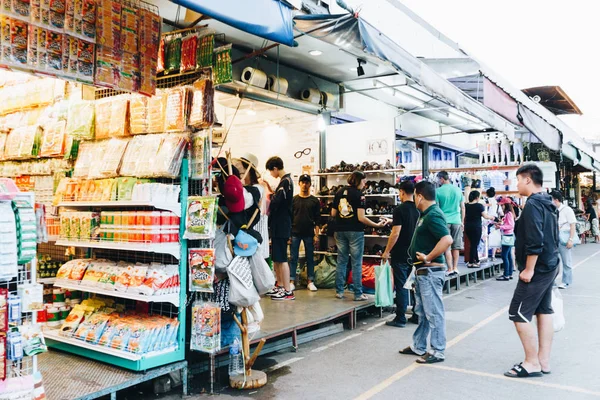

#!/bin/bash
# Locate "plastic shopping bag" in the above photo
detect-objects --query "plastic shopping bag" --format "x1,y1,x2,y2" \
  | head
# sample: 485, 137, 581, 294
403, 266, 416, 290
552, 288, 565, 332
488, 228, 502, 248
375, 261, 394, 307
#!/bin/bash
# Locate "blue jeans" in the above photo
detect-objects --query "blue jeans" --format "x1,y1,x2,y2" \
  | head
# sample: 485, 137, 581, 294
290, 236, 315, 281
412, 270, 446, 358
335, 231, 365, 298
558, 244, 573, 286
501, 245, 514, 277
391, 260, 411, 324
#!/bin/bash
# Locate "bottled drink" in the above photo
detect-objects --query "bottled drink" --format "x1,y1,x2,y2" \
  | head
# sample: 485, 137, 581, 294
228, 338, 244, 377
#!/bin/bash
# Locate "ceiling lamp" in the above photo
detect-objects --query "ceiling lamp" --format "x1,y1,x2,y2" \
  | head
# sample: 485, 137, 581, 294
356, 58, 366, 76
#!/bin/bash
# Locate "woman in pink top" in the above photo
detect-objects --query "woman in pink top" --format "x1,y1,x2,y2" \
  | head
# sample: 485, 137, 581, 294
496, 199, 516, 281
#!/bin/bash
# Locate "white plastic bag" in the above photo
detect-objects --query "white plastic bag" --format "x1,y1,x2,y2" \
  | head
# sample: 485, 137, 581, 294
403, 266, 416, 290
488, 228, 502, 248
552, 288, 565, 332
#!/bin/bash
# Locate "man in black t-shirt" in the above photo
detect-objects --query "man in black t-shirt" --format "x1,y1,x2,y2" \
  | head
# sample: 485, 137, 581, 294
382, 181, 420, 327
290, 174, 321, 291
265, 156, 295, 301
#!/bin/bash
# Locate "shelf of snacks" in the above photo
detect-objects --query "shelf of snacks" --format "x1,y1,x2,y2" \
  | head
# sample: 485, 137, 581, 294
57, 201, 182, 217
314, 251, 382, 258
54, 240, 181, 259
44, 330, 178, 362
312, 169, 405, 177
54, 282, 180, 307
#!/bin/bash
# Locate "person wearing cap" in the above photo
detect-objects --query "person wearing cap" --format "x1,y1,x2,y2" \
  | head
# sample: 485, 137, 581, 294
290, 174, 321, 291
265, 156, 295, 301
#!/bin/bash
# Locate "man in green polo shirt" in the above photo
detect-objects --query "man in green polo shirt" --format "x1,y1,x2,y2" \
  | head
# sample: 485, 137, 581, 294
435, 171, 465, 276
399, 181, 453, 364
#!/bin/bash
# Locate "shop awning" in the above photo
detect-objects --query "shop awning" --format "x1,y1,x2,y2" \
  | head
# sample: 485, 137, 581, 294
561, 143, 578, 163
169, 0, 295, 46
579, 152, 594, 171
293, 13, 515, 135
517, 104, 561, 151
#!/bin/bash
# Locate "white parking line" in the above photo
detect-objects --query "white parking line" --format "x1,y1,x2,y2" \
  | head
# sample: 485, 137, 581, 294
263, 357, 304, 373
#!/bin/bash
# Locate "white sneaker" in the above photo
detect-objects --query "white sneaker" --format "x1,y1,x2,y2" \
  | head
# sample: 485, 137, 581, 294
289, 283, 296, 292
558, 283, 568, 290
307, 282, 318, 292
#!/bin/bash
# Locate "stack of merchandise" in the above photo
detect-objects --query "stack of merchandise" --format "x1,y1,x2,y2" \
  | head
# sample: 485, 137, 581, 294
59, 211, 100, 241
37, 255, 62, 280
12, 198, 36, 264
0, 158, 71, 177
98, 211, 179, 244
55, 297, 179, 355
39, 288, 82, 328
55, 259, 180, 296
0, 201, 17, 279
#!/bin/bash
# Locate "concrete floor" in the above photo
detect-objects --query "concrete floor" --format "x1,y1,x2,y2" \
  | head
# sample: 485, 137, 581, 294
149, 243, 600, 400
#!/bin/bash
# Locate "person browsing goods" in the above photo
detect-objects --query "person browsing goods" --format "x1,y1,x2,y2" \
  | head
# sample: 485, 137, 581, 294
505, 164, 559, 378
435, 171, 464, 277
290, 174, 321, 292
382, 181, 420, 328
495, 197, 516, 281
550, 190, 576, 289
264, 156, 295, 301
399, 181, 453, 364
332, 171, 386, 301
464, 190, 495, 268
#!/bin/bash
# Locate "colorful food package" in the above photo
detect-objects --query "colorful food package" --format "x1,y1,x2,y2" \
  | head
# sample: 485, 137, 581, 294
147, 90, 166, 132
118, 51, 140, 92
184, 196, 217, 240
213, 45, 232, 85
99, 137, 129, 177
9, 18, 28, 65
69, 259, 90, 280
127, 322, 150, 354
114, 263, 134, 292
72, 142, 94, 177
180, 34, 197, 73
190, 130, 211, 180
153, 134, 186, 178
164, 87, 188, 132
0, 336, 5, 380
120, 2, 138, 53
164, 33, 181, 75
96, 0, 121, 50
156, 37, 164, 73
94, 97, 112, 140
40, 120, 67, 157
131, 134, 162, 177
97, 265, 117, 289
189, 249, 215, 292
66, 100, 95, 140
196, 33, 214, 69
129, 94, 147, 134
126, 264, 148, 293
108, 319, 131, 350
190, 301, 221, 353
0, 289, 8, 332
5, 125, 41, 160
86, 141, 108, 179
59, 304, 88, 336
74, 312, 111, 344
189, 78, 214, 128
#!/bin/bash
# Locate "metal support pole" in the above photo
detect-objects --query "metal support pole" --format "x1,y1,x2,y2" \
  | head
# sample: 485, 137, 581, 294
182, 365, 189, 397
422, 142, 430, 176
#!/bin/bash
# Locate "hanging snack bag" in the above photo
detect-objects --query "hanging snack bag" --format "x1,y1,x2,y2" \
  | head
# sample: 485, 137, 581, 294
164, 33, 181, 75
184, 196, 217, 240
66, 100, 95, 140
196, 33, 214, 69
189, 249, 215, 293
0, 289, 8, 332
213, 44, 232, 85
180, 33, 197, 73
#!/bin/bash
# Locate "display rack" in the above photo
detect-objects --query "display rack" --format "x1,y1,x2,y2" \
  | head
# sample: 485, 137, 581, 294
57, 201, 181, 217
45, 160, 190, 372
312, 169, 405, 177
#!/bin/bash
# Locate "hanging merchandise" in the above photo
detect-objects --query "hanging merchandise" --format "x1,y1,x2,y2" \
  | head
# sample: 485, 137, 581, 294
164, 33, 182, 75
188, 78, 214, 129
19, 324, 47, 356
180, 33, 197, 73
196, 33, 214, 69
0, 289, 7, 332
190, 130, 211, 180
39, 119, 67, 157
164, 87, 190, 132
249, 252, 275, 295
7, 295, 21, 325
184, 196, 217, 239
12, 198, 36, 265
190, 301, 221, 353
189, 248, 216, 293
227, 256, 259, 308
0, 202, 17, 279
213, 45, 232, 85
94, 94, 131, 139
65, 100, 95, 140
138, 8, 161, 95
0, 336, 4, 381
7, 330, 23, 361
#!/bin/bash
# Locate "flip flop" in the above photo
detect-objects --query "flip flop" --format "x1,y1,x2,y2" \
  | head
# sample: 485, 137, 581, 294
514, 362, 550, 375
504, 364, 543, 378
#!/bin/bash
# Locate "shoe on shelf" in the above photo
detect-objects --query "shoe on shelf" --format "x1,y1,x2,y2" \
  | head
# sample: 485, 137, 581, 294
265, 286, 283, 297
289, 283, 296, 292
272, 290, 295, 301
557, 283, 569, 290
307, 282, 318, 292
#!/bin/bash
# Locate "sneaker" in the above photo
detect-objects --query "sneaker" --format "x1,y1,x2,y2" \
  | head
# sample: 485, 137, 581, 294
289, 283, 296, 292
265, 286, 283, 297
558, 283, 568, 290
307, 282, 318, 292
335, 293, 344, 299
272, 290, 295, 300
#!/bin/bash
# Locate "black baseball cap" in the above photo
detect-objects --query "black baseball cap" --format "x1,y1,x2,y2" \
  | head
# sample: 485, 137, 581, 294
299, 174, 312, 183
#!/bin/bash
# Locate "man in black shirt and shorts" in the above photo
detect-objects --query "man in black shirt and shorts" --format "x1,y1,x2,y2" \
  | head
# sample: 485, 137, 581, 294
382, 181, 420, 327
505, 164, 559, 378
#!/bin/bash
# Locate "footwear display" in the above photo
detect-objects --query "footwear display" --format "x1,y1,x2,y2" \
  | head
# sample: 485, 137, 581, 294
271, 290, 295, 301
307, 282, 318, 292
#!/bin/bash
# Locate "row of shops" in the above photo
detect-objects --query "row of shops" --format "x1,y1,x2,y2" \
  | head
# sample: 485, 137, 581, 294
0, 0, 597, 398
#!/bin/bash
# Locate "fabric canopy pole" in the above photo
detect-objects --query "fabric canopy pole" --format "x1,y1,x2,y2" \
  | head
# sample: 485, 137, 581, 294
170, 0, 295, 46
517, 104, 561, 151
293, 14, 514, 135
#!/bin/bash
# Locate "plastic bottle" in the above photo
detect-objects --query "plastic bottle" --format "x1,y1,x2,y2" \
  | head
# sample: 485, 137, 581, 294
228, 338, 244, 377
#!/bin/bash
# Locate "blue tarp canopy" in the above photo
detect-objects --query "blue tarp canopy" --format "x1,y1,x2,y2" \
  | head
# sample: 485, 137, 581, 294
170, 0, 295, 46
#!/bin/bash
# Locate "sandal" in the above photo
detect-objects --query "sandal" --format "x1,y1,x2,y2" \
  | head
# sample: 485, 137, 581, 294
354, 294, 369, 301
504, 364, 543, 378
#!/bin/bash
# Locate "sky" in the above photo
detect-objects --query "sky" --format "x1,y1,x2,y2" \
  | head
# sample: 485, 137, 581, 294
347, 0, 600, 140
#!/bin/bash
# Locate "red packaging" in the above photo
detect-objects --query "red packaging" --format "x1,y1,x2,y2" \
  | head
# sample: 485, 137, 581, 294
133, 229, 143, 243
149, 229, 161, 243
170, 230, 179, 243
0, 289, 7, 332
160, 229, 170, 243
37, 308, 48, 322
127, 211, 137, 227
180, 34, 197, 73
160, 212, 171, 226
171, 215, 180, 226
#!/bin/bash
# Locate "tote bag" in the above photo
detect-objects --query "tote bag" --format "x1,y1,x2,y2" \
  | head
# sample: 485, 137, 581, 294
375, 261, 393, 307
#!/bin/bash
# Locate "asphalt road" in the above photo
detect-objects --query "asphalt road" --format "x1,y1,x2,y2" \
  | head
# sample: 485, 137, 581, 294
151, 243, 600, 400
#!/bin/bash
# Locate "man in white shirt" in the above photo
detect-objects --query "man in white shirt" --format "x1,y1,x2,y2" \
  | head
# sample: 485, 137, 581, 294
551, 190, 577, 289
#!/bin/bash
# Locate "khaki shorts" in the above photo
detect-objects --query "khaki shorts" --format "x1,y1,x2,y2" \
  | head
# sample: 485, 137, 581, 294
448, 224, 464, 250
